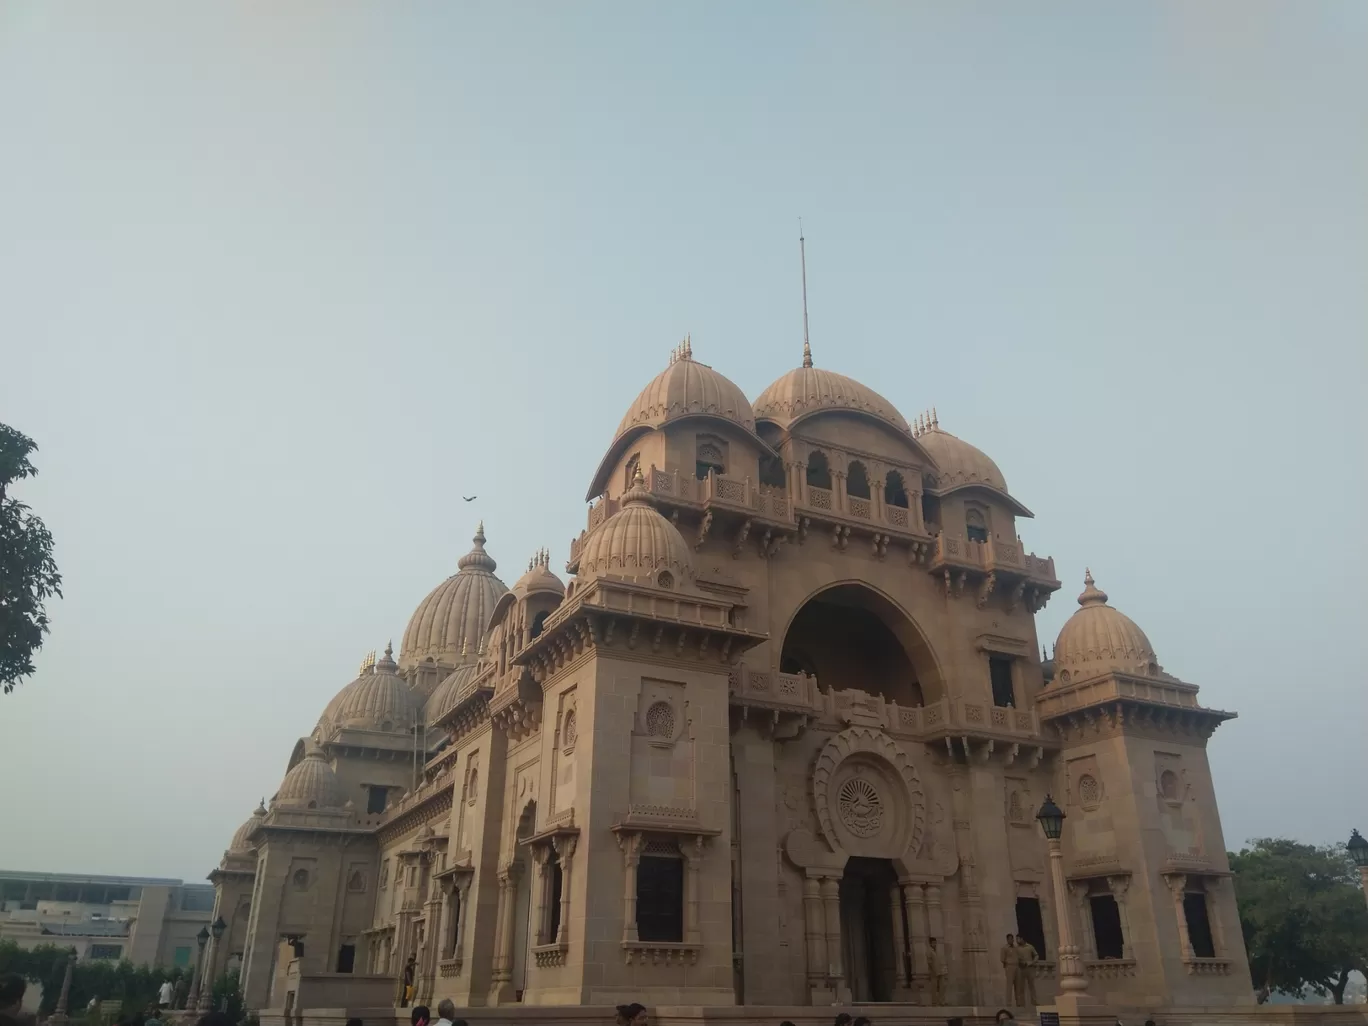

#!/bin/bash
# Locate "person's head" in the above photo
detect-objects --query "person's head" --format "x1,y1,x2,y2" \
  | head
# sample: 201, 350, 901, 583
995, 1010, 1015, 1024
410, 1005, 430, 1026
617, 1003, 648, 1026
436, 1001, 456, 1021
1144, 1020, 1156, 1026
146, 1004, 161, 1019
1016, 934, 1028, 945
835, 1014, 853, 1026
0, 975, 25, 1015
853, 1018, 872, 1026
1005, 934, 1014, 944
928, 937, 937, 949
345, 1019, 363, 1026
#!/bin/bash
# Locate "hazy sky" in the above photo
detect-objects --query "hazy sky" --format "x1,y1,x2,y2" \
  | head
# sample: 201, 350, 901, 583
1, 3, 1364, 882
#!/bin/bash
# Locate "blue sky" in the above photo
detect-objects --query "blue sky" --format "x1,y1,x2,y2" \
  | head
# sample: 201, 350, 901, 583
0, 2, 1363, 879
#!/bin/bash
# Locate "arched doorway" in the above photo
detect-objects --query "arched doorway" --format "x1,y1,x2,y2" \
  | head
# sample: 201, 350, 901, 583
511, 801, 535, 1000
840, 857, 901, 1002
780, 583, 940, 706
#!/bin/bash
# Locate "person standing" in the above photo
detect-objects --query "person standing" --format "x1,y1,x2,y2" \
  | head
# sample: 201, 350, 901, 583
1014, 934, 1038, 1006
926, 937, 947, 1005
998, 934, 1017, 1005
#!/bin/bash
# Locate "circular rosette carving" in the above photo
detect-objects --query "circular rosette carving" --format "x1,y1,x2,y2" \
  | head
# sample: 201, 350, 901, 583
812, 726, 926, 859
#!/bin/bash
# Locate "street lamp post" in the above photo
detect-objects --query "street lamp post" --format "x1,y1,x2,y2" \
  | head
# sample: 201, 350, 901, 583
50, 951, 77, 1025
1037, 795, 1091, 999
1348, 829, 1368, 908
196, 917, 227, 1013
187, 927, 210, 1011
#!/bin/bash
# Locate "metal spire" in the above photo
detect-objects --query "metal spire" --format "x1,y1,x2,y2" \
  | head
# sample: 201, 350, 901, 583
799, 219, 812, 368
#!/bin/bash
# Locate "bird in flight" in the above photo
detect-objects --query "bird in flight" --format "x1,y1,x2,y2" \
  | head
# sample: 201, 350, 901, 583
463, 495, 477, 502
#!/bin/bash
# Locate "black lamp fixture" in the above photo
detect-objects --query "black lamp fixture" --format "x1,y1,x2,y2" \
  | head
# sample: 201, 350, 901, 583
1349, 828, 1368, 869
1036, 794, 1066, 840
210, 916, 227, 941
196, 926, 210, 948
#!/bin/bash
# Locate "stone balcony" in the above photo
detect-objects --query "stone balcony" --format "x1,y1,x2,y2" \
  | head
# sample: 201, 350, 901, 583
796, 484, 935, 561
928, 532, 1060, 610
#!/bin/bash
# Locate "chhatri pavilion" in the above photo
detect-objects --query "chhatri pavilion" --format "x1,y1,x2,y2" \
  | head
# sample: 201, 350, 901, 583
205, 338, 1252, 1021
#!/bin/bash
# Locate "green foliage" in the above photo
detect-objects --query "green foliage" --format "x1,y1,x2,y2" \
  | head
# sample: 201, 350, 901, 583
0, 941, 192, 1018
0, 423, 62, 694
211, 969, 244, 1021
1230, 837, 1368, 1004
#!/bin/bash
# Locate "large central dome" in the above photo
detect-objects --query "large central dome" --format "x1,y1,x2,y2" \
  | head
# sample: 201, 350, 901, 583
754, 344, 911, 435
399, 524, 508, 671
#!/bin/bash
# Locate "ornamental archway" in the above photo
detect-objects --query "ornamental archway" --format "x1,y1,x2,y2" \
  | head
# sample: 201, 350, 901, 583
779, 582, 944, 706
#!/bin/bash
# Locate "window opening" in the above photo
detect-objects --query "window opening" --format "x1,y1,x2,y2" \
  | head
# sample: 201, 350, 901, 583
884, 471, 909, 508
806, 451, 832, 490
1184, 891, 1216, 958
1015, 896, 1047, 959
636, 853, 684, 942
696, 439, 725, 481
1089, 894, 1124, 959
966, 507, 989, 544
846, 461, 871, 500
990, 656, 1016, 708
366, 785, 388, 815
335, 944, 355, 973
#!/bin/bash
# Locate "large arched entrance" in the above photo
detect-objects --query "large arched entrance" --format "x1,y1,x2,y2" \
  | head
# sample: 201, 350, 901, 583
780, 583, 940, 706
840, 856, 901, 1001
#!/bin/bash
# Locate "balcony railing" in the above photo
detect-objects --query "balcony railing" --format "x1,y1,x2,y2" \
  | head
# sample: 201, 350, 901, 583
931, 532, 1057, 583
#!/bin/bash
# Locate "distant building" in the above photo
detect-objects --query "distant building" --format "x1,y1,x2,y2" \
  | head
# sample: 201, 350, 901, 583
0, 870, 214, 968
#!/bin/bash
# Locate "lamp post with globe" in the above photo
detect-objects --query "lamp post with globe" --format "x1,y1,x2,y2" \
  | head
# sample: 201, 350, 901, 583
186, 926, 210, 1010
1037, 795, 1090, 997
1348, 829, 1368, 908
195, 917, 228, 1012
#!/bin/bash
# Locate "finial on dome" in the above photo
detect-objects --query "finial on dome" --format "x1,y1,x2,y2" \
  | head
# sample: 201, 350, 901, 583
1078, 569, 1109, 607
255, 797, 267, 816
623, 463, 652, 506
802, 338, 813, 369
384, 640, 393, 659
457, 521, 497, 573
359, 649, 376, 674
684, 333, 692, 360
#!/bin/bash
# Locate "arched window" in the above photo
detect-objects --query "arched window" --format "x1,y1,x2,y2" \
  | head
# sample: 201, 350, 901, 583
921, 476, 941, 530
542, 846, 563, 944
624, 453, 640, 491
966, 507, 988, 544
696, 438, 725, 481
847, 461, 871, 500
884, 470, 909, 508
759, 455, 786, 489
806, 450, 832, 490
530, 610, 549, 639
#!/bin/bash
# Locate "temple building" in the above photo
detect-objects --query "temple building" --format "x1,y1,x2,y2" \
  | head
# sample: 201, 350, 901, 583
206, 339, 1252, 1016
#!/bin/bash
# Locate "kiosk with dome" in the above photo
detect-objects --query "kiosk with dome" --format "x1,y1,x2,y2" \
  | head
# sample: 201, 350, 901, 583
206, 340, 1253, 1022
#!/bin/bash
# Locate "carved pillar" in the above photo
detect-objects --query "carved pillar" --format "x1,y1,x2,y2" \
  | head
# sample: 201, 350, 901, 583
903, 882, 928, 1001
889, 882, 908, 990
620, 833, 642, 942
681, 836, 705, 945
912, 490, 924, 531
490, 867, 514, 982
529, 847, 550, 946
1165, 875, 1192, 958
1108, 876, 1132, 959
803, 874, 826, 994
820, 875, 844, 993
834, 471, 847, 512
553, 835, 576, 944
455, 878, 471, 966
1069, 881, 1096, 960
925, 885, 946, 1001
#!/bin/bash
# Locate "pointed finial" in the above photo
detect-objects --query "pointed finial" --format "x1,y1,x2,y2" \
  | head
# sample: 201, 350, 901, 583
1078, 569, 1108, 607
255, 797, 267, 816
684, 333, 692, 360
1084, 567, 1093, 585
384, 640, 393, 659
799, 220, 813, 367
461, 638, 469, 656
931, 407, 939, 428
802, 339, 813, 369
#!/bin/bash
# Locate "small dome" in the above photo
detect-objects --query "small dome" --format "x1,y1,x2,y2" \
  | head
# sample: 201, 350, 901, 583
914, 416, 1009, 493
400, 523, 509, 670
1053, 572, 1161, 681
754, 347, 911, 435
616, 338, 756, 439
513, 548, 565, 599
576, 468, 694, 589
228, 800, 267, 853
318, 644, 422, 735
424, 663, 481, 725
274, 747, 347, 810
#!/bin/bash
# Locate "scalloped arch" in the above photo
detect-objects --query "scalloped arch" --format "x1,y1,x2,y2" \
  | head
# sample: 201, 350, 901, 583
812, 726, 926, 860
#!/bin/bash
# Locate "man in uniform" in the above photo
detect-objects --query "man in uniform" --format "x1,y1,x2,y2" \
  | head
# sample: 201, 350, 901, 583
1014, 933, 1039, 1006
925, 937, 947, 1005
999, 933, 1017, 1004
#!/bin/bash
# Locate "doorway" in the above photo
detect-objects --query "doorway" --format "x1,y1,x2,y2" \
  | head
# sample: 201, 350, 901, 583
839, 857, 899, 1001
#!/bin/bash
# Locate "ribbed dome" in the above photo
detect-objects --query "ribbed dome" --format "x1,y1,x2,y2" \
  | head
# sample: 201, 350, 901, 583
513, 548, 565, 598
615, 340, 756, 439
318, 644, 422, 735
400, 523, 509, 671
424, 663, 481, 725
576, 469, 694, 588
754, 349, 911, 435
914, 419, 1009, 493
1053, 572, 1161, 680
228, 800, 267, 853
274, 748, 347, 810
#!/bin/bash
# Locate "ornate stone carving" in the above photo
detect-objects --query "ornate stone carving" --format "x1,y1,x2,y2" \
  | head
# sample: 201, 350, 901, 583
811, 726, 926, 860
645, 701, 675, 738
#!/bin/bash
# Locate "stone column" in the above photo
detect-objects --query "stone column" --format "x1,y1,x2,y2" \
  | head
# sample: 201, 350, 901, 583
1069, 881, 1096, 960
803, 874, 826, 997
820, 875, 845, 994
620, 833, 642, 942
903, 882, 928, 1002
553, 835, 576, 944
491, 869, 512, 982
1108, 876, 1132, 959
889, 882, 908, 990
834, 471, 847, 512
529, 848, 550, 946
681, 836, 704, 945
1165, 875, 1193, 958
1046, 837, 1089, 994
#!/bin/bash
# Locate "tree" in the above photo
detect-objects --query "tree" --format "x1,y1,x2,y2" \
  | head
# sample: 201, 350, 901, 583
0, 423, 61, 693
1230, 837, 1368, 1003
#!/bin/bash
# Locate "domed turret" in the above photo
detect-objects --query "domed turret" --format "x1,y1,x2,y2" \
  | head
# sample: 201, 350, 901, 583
400, 523, 508, 671
273, 747, 347, 810
913, 410, 1033, 517
423, 662, 481, 726
754, 343, 911, 436
228, 800, 267, 853
1053, 571, 1162, 682
586, 340, 771, 500
317, 643, 421, 736
575, 467, 694, 589
512, 548, 565, 599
